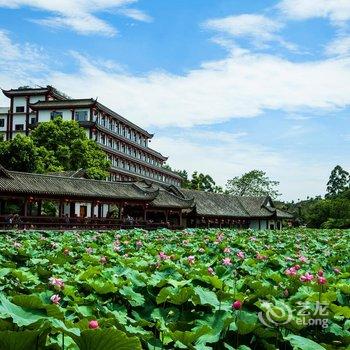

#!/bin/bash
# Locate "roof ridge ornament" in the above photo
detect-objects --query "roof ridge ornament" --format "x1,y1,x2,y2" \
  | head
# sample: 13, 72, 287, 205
0, 164, 14, 179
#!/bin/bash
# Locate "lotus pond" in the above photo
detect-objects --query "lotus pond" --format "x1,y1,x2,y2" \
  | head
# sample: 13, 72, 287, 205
0, 228, 349, 350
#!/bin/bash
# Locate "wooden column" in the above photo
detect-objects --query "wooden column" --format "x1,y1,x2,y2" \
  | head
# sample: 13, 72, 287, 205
58, 200, 64, 217
91, 201, 95, 218
23, 199, 28, 217
37, 200, 42, 216
179, 210, 183, 227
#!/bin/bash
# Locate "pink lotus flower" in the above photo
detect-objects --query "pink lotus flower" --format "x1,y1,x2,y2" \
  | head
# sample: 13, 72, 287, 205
86, 247, 94, 254
159, 252, 170, 260
300, 272, 314, 283
49, 277, 65, 290
223, 247, 231, 254
256, 253, 267, 260
317, 276, 327, 285
88, 320, 99, 329
232, 300, 242, 310
207, 267, 215, 275
334, 268, 341, 274
250, 236, 257, 241
222, 257, 232, 266
216, 233, 224, 242
294, 264, 301, 270
299, 255, 308, 263
50, 294, 61, 304
187, 256, 195, 265
136, 240, 143, 247
100, 256, 107, 264
285, 267, 297, 276
236, 251, 245, 260
317, 269, 324, 277
114, 245, 121, 252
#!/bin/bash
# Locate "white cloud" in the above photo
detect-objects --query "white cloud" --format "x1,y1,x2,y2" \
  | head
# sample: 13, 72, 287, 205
118, 8, 152, 22
204, 14, 299, 52
326, 36, 350, 56
205, 14, 282, 40
278, 0, 350, 24
0, 30, 47, 104
205, 14, 282, 42
151, 130, 336, 200
0, 0, 150, 36
41, 50, 350, 128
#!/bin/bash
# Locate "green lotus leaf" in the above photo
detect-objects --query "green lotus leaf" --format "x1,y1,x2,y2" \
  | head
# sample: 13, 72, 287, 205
73, 328, 142, 350
283, 334, 326, 350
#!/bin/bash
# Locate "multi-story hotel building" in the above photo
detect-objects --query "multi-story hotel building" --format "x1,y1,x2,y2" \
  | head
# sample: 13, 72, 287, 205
0, 86, 182, 187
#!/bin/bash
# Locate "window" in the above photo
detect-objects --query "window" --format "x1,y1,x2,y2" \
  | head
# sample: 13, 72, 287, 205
75, 110, 88, 121
30, 117, 36, 124
50, 111, 63, 120
0, 119, 4, 127
15, 124, 24, 131
15, 106, 25, 113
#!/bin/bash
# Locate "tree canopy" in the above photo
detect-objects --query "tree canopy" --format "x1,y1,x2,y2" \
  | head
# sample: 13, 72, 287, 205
326, 165, 349, 197
0, 118, 110, 179
226, 170, 280, 198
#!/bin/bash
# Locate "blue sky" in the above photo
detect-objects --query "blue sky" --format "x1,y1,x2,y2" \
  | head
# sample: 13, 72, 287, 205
0, 0, 350, 200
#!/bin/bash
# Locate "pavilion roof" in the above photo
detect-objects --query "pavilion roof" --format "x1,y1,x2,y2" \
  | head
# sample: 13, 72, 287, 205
180, 189, 291, 219
135, 182, 195, 209
0, 165, 157, 202
2, 86, 67, 100
0, 165, 293, 217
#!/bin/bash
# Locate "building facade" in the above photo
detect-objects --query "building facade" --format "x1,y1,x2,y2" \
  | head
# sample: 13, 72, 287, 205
0, 86, 182, 187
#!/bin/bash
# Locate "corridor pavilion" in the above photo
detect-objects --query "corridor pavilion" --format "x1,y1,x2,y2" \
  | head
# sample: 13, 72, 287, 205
0, 165, 293, 230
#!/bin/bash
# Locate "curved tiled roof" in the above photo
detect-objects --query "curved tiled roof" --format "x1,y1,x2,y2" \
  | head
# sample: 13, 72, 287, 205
180, 189, 251, 218
0, 165, 293, 218
134, 182, 194, 209
0, 166, 157, 201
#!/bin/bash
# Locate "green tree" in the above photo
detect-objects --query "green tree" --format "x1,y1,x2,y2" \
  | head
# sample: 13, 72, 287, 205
0, 118, 110, 179
226, 170, 280, 198
31, 117, 110, 179
326, 165, 349, 197
189, 171, 223, 193
0, 134, 37, 172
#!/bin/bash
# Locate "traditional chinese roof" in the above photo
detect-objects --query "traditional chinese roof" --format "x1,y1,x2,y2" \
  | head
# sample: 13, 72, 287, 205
180, 189, 292, 219
180, 189, 251, 218
2, 86, 67, 100
0, 165, 157, 202
29, 99, 153, 139
29, 98, 95, 110
0, 165, 294, 218
135, 182, 195, 209
275, 208, 294, 219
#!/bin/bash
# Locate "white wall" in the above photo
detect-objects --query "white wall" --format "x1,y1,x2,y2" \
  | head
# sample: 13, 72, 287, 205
249, 219, 268, 230
13, 97, 26, 110
29, 95, 45, 104
38, 109, 72, 122
0, 113, 7, 133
